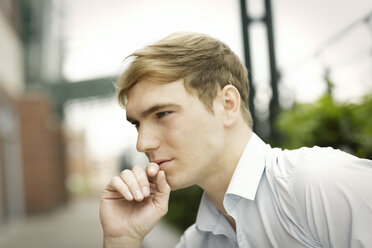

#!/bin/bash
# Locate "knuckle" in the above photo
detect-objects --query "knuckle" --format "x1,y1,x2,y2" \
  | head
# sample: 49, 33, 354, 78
160, 206, 168, 216
120, 169, 132, 177
111, 176, 121, 185
133, 167, 145, 176
140, 177, 150, 187
133, 167, 148, 183
138, 180, 149, 189
108, 176, 124, 190
119, 171, 140, 189
132, 165, 143, 171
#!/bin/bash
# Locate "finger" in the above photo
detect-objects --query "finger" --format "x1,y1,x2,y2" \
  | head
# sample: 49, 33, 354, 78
107, 176, 134, 201
102, 183, 122, 199
132, 165, 150, 197
153, 170, 171, 212
120, 169, 144, 201
149, 182, 157, 194
146, 163, 160, 180
156, 170, 170, 194
101, 190, 122, 200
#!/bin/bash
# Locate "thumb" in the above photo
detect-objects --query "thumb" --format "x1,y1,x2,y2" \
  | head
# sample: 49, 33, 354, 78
153, 170, 171, 213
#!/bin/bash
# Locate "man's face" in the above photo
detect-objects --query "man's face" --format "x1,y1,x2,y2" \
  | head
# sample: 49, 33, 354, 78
125, 79, 226, 190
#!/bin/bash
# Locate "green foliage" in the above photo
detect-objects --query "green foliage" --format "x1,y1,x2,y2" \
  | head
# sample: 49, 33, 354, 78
164, 185, 203, 232
276, 94, 372, 159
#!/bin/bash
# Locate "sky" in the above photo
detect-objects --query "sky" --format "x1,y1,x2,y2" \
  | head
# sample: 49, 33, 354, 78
61, 0, 372, 159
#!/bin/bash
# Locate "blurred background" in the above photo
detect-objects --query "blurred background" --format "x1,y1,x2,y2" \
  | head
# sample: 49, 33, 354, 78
0, 0, 371, 247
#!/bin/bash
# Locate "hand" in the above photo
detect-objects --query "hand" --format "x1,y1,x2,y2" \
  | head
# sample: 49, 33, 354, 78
99, 163, 171, 247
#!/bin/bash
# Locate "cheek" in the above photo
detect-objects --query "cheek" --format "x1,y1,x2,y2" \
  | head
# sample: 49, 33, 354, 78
160, 123, 191, 150
174, 118, 223, 154
159, 109, 224, 155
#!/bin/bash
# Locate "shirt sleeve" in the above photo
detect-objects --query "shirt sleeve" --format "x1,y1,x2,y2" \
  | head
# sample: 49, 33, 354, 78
292, 147, 372, 248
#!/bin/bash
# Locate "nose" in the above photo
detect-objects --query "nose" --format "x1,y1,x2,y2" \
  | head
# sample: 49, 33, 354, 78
136, 126, 160, 153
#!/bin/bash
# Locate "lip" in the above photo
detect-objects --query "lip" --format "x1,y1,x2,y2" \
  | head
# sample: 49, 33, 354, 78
151, 159, 174, 169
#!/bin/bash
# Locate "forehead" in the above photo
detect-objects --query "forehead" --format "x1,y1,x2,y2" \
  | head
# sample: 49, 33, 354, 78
125, 78, 196, 115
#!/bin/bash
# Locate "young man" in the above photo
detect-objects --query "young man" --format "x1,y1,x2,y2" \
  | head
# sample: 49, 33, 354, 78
100, 32, 372, 248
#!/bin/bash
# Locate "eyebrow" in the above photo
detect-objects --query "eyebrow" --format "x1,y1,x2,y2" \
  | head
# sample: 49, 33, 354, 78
126, 103, 179, 123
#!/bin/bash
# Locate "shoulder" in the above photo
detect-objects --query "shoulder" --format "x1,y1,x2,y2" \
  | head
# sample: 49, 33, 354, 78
268, 146, 339, 179
270, 145, 366, 180
290, 146, 370, 190
269, 146, 372, 210
287, 146, 372, 217
285, 147, 372, 246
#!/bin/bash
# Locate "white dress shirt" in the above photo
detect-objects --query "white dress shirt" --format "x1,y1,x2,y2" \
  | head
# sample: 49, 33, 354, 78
175, 133, 372, 248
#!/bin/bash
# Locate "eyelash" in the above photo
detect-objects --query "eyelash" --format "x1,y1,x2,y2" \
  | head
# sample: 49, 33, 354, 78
131, 111, 172, 129
156, 111, 172, 119
132, 121, 140, 129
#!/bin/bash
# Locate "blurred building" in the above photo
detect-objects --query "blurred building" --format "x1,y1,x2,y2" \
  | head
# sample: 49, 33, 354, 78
19, 93, 67, 213
0, 0, 67, 229
0, 0, 27, 226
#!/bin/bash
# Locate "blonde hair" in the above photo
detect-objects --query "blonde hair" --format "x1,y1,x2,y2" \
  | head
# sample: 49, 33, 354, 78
116, 32, 253, 127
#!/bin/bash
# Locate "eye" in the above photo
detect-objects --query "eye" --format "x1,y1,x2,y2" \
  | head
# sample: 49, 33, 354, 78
156, 111, 172, 119
131, 121, 140, 129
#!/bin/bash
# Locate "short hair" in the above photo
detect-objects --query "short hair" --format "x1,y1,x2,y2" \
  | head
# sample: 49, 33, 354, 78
116, 32, 253, 127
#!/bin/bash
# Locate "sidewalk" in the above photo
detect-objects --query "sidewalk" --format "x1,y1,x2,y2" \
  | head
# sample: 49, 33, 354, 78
0, 197, 181, 248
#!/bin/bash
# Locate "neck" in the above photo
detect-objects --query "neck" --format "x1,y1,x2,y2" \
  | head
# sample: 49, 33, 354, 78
198, 125, 252, 217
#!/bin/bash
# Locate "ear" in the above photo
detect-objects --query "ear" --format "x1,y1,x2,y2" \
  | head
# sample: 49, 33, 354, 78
219, 85, 241, 127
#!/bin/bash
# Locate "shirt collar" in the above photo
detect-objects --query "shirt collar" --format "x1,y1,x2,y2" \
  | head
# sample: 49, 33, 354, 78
195, 193, 236, 238
195, 133, 268, 234
224, 133, 268, 207
224, 132, 268, 202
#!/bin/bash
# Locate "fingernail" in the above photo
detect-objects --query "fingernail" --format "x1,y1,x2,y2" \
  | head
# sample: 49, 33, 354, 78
142, 186, 150, 196
149, 166, 156, 174
135, 189, 143, 199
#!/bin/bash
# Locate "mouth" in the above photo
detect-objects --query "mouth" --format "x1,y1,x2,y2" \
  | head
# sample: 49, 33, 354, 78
151, 159, 174, 169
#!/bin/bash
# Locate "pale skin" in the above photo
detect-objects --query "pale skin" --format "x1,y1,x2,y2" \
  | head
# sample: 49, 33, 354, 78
100, 79, 252, 247
100, 163, 170, 247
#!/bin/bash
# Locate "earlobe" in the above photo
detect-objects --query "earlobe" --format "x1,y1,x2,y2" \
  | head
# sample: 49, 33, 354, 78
220, 85, 241, 127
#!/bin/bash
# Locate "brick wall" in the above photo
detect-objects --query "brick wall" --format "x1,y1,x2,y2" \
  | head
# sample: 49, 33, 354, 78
19, 93, 68, 214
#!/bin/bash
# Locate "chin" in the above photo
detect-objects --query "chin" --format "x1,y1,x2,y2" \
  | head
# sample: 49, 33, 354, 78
168, 179, 194, 191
